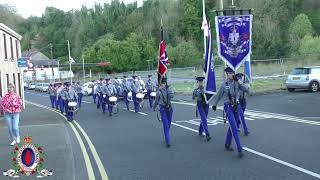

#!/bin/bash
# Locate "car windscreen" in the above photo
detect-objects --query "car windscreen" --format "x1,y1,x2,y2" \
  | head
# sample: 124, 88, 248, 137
292, 68, 310, 75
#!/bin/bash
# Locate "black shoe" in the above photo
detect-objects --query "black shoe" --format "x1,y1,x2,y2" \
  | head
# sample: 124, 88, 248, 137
199, 133, 204, 137
206, 135, 211, 142
238, 152, 244, 158
166, 144, 171, 148
244, 131, 250, 136
109, 113, 112, 117
225, 145, 234, 151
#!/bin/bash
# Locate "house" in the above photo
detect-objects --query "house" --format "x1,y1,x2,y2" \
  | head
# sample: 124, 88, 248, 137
0, 23, 24, 104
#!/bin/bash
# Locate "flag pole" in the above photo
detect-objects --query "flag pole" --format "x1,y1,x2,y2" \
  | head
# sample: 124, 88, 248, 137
67, 40, 72, 84
202, 0, 207, 64
82, 54, 85, 83
158, 18, 163, 85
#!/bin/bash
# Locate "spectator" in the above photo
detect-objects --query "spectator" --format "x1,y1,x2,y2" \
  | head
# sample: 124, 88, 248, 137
0, 83, 23, 146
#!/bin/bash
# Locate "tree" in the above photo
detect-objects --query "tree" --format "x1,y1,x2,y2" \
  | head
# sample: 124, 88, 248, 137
298, 35, 320, 56
288, 13, 313, 54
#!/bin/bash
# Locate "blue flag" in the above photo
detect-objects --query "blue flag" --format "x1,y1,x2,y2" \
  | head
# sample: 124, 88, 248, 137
215, 15, 253, 71
204, 26, 216, 103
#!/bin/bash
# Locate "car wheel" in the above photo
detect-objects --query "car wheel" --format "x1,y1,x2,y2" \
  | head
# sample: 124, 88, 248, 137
309, 81, 319, 92
287, 88, 295, 92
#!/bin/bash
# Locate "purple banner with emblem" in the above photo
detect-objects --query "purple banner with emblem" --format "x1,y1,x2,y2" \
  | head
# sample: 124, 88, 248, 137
215, 15, 252, 71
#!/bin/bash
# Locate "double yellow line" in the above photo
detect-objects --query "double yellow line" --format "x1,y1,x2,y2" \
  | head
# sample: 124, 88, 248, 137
26, 101, 109, 180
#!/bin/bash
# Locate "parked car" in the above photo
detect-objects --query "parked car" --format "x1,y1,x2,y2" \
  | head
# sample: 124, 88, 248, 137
28, 83, 36, 90
285, 66, 320, 92
81, 82, 94, 96
35, 83, 42, 91
40, 83, 50, 92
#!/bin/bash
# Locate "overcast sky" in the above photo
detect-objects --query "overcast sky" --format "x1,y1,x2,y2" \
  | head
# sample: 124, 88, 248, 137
1, 0, 143, 18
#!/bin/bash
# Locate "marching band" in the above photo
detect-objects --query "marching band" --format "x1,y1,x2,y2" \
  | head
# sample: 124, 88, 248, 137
45, 70, 250, 158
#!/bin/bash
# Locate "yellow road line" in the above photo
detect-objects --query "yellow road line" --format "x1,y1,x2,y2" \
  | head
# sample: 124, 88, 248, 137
25, 101, 96, 180
74, 121, 109, 180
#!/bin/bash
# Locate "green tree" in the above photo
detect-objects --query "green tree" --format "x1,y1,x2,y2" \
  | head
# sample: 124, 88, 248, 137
288, 13, 313, 54
298, 35, 320, 56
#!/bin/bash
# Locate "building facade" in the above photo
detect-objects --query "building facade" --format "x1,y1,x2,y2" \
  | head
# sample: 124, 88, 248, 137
0, 23, 24, 104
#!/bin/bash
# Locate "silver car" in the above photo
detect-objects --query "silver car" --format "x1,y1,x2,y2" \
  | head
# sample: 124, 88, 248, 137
286, 66, 320, 92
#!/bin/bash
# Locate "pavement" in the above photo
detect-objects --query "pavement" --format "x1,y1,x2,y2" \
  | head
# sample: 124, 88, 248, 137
0, 102, 88, 180
19, 89, 320, 180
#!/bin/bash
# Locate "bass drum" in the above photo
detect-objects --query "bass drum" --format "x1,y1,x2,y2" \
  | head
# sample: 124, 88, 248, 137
68, 101, 78, 113
109, 96, 118, 106
136, 93, 145, 102
127, 91, 133, 102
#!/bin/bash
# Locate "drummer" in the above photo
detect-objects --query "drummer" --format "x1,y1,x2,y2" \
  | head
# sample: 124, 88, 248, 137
107, 78, 118, 116
100, 79, 108, 114
146, 75, 157, 108
131, 75, 142, 113
64, 82, 78, 121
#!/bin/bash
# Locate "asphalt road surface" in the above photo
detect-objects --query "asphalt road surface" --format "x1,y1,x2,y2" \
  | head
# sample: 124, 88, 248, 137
24, 89, 320, 180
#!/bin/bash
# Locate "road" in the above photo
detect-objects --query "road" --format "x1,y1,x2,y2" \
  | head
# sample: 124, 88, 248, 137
24, 90, 320, 180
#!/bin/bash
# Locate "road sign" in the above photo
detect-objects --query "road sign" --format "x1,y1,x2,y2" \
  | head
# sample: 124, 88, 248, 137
17, 57, 28, 68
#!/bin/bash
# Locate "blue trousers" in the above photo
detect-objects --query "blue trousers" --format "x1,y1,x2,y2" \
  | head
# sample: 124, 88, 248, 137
93, 93, 97, 103
102, 96, 108, 113
50, 96, 57, 108
132, 92, 139, 113
224, 103, 242, 153
159, 105, 173, 145
97, 93, 102, 109
65, 100, 74, 121
147, 90, 154, 108
237, 104, 249, 134
4, 113, 20, 140
123, 91, 129, 109
58, 97, 65, 113
55, 96, 59, 109
197, 103, 210, 136
77, 93, 83, 107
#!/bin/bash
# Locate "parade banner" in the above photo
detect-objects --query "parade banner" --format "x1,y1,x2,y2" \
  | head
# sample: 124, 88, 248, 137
215, 15, 252, 71
203, 26, 216, 103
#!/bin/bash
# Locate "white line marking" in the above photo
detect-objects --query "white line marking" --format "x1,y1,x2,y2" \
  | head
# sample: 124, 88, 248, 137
172, 122, 320, 179
243, 147, 320, 179
74, 121, 109, 180
245, 117, 255, 121
173, 101, 320, 126
122, 108, 148, 116
171, 122, 198, 133
0, 123, 62, 129
26, 101, 97, 180
83, 101, 92, 104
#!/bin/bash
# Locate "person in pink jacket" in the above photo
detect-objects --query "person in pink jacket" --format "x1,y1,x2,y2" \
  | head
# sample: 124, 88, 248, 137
0, 83, 23, 146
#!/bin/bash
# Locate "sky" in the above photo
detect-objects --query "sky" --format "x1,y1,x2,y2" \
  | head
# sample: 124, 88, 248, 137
0, 0, 143, 18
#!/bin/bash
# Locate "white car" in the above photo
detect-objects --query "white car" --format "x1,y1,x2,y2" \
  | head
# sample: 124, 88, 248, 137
28, 83, 36, 90
40, 83, 50, 92
81, 82, 94, 96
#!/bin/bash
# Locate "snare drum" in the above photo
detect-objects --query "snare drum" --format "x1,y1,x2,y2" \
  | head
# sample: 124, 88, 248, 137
136, 93, 145, 102
127, 91, 133, 102
109, 96, 118, 106
68, 102, 77, 112
102, 94, 108, 103
150, 92, 156, 99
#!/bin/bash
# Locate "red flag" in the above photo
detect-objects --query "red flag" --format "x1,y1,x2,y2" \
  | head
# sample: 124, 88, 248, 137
158, 26, 169, 77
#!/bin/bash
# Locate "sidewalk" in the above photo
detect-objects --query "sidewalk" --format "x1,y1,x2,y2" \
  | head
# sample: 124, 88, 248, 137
0, 103, 77, 180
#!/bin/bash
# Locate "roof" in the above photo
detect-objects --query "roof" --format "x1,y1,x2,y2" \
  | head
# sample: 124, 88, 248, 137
22, 49, 58, 66
0, 23, 22, 40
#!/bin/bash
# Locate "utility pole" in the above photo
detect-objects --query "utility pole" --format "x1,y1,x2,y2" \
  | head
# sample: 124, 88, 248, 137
67, 40, 72, 84
50, 43, 54, 82
82, 55, 85, 83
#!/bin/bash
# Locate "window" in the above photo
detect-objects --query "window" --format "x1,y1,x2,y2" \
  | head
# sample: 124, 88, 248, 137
6, 74, 9, 87
10, 37, 14, 60
13, 73, 16, 86
15, 40, 19, 58
292, 68, 310, 75
3, 33, 7, 60
18, 73, 21, 97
